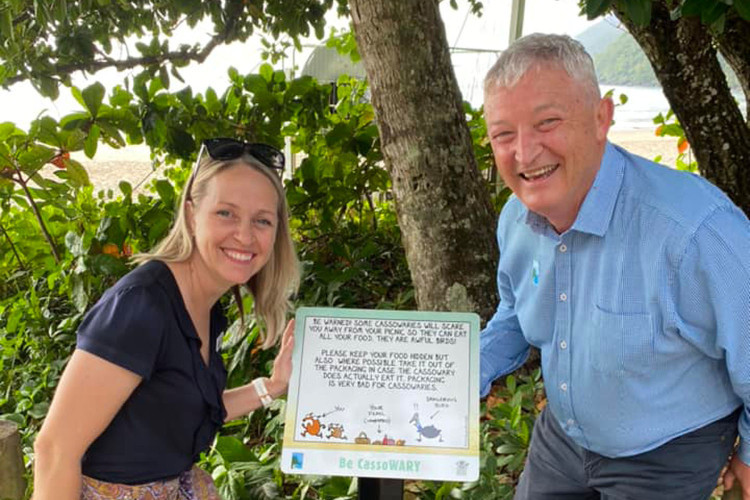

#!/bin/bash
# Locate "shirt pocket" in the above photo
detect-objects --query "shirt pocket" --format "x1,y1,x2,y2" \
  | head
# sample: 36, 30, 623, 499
591, 305, 655, 375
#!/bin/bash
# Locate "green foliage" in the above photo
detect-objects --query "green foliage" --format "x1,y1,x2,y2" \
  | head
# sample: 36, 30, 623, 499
405, 370, 544, 500
581, 0, 750, 29
653, 109, 698, 173
0, 0, 351, 97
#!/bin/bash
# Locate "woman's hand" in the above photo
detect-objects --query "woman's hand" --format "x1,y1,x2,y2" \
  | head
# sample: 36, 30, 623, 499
267, 319, 295, 398
222, 320, 296, 420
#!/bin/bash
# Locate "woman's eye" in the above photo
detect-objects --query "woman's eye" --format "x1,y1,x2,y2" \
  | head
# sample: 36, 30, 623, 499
257, 218, 274, 227
216, 209, 232, 218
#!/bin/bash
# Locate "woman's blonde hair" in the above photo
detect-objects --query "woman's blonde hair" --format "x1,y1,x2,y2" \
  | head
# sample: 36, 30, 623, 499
136, 152, 300, 349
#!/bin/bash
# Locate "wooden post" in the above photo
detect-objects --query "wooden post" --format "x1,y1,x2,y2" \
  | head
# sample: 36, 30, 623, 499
0, 420, 25, 500
358, 477, 403, 500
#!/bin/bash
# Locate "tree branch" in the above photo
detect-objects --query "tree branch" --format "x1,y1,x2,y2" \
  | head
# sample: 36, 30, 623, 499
0, 221, 26, 270
3, 28, 227, 88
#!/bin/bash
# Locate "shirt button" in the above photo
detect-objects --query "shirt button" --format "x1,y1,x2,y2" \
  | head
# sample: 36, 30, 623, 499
559, 292, 567, 301
560, 382, 568, 391
560, 340, 567, 349
567, 419, 575, 427
559, 244, 567, 253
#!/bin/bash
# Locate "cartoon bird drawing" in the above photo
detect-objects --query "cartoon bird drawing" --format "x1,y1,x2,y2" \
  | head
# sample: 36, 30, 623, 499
409, 412, 443, 442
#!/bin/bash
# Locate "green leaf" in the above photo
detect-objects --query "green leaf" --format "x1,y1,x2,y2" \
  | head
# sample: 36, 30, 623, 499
28, 402, 50, 419
680, 0, 703, 17
65, 231, 84, 256
325, 123, 351, 147
37, 76, 60, 99
119, 181, 132, 198
166, 127, 195, 158
147, 216, 171, 241
585, 0, 613, 19
63, 158, 91, 187
0, 7, 13, 42
286, 76, 314, 98
244, 74, 268, 95
155, 179, 175, 206
109, 86, 133, 107
617, 0, 652, 25
60, 111, 91, 131
84, 124, 100, 158
259, 63, 274, 82
0, 122, 19, 141
734, 0, 750, 21
82, 82, 106, 118
700, 1, 727, 25
0, 413, 24, 426
71, 274, 89, 313
215, 435, 256, 463
495, 443, 520, 455
17, 145, 55, 174
30, 116, 61, 147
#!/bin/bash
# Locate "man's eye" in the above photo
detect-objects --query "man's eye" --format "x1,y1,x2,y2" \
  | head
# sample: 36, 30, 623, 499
538, 118, 560, 130
492, 131, 513, 142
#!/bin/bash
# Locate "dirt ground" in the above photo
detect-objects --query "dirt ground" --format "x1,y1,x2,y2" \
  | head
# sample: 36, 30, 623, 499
77, 130, 682, 195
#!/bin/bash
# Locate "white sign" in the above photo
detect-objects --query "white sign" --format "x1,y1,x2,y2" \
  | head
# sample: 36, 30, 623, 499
281, 307, 480, 481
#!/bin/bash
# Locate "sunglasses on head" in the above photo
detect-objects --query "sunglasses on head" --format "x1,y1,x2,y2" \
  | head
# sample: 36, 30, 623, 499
202, 137, 285, 171
186, 138, 285, 200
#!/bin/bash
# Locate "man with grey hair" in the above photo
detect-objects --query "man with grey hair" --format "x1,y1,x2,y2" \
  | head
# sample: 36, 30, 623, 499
479, 33, 750, 499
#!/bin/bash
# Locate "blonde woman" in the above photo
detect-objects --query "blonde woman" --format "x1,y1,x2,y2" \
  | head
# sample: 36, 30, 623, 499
33, 138, 300, 499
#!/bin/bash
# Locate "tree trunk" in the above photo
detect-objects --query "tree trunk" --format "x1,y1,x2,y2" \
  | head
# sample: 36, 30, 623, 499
348, 0, 499, 320
0, 420, 25, 500
715, 14, 750, 124
614, 1, 750, 216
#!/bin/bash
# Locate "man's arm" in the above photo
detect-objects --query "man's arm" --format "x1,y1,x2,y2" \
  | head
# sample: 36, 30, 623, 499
479, 213, 530, 397
480, 302, 530, 397
674, 205, 750, 497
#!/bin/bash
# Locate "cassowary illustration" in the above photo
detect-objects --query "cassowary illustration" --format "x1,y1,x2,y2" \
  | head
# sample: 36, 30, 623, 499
409, 412, 443, 442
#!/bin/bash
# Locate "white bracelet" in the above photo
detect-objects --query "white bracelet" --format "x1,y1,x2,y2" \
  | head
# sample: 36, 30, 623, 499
252, 377, 274, 409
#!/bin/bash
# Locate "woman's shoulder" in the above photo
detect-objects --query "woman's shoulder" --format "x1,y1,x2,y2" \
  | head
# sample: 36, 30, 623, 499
89, 260, 177, 321
104, 260, 176, 299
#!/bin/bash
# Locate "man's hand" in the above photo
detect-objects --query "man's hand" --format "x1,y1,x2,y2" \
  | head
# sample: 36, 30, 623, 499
724, 455, 750, 499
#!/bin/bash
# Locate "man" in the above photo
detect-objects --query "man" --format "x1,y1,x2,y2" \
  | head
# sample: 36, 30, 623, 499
479, 33, 750, 499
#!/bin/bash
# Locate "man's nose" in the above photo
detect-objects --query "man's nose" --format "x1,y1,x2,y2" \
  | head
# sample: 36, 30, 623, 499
514, 130, 542, 166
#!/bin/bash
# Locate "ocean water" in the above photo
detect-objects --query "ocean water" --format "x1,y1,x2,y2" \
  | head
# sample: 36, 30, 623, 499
602, 84, 747, 131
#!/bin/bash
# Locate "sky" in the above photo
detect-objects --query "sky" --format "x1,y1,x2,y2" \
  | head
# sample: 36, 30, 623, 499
0, 0, 599, 129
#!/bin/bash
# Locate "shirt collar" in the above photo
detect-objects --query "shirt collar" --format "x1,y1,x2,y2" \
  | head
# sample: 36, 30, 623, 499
572, 142, 624, 237
517, 141, 624, 238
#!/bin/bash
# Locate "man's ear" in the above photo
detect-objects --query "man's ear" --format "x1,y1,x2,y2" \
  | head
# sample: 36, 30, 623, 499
596, 96, 615, 143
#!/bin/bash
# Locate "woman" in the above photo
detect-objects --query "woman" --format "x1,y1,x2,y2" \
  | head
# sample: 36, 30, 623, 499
33, 138, 300, 499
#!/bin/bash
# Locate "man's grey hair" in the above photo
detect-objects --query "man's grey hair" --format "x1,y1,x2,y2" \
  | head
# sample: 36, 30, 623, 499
484, 33, 600, 99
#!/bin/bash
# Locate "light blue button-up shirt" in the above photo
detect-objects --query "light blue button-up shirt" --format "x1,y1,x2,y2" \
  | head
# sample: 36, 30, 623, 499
480, 142, 750, 462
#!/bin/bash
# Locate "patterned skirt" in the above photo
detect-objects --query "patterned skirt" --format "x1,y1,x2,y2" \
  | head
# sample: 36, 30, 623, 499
81, 466, 220, 500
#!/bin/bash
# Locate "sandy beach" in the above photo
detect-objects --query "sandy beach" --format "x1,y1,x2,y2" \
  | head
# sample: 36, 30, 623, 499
75, 129, 683, 195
